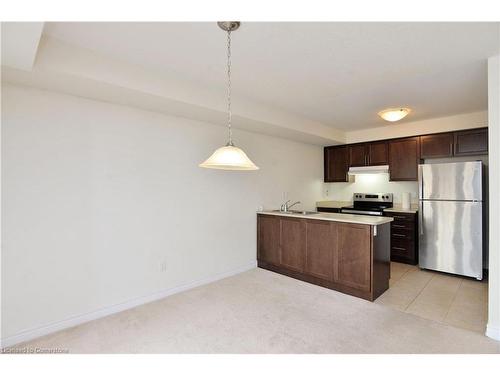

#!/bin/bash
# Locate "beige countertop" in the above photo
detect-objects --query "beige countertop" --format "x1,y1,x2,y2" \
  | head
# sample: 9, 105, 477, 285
258, 211, 393, 226
316, 200, 418, 214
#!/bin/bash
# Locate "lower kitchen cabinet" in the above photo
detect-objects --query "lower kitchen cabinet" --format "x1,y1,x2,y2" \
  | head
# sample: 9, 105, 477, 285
304, 219, 335, 281
337, 223, 371, 291
280, 217, 306, 272
257, 214, 391, 301
257, 214, 280, 266
384, 211, 418, 265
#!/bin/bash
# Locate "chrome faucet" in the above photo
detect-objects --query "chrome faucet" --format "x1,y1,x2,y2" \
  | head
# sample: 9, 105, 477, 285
280, 200, 301, 212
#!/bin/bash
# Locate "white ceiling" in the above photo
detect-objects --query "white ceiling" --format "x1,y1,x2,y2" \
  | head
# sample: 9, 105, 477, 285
42, 22, 499, 130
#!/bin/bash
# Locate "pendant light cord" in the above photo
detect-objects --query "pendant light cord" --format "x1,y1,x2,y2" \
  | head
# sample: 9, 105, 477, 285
226, 29, 233, 146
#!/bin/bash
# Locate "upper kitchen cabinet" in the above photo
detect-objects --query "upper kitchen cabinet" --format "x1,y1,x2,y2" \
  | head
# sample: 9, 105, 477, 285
349, 144, 367, 167
324, 146, 349, 182
367, 141, 389, 165
419, 128, 488, 159
388, 137, 419, 181
454, 128, 488, 156
348, 141, 388, 167
420, 132, 454, 159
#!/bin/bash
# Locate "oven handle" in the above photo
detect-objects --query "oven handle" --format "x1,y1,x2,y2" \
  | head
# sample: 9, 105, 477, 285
341, 209, 383, 216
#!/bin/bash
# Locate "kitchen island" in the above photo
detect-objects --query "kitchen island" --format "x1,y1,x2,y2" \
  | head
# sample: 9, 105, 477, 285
257, 211, 393, 301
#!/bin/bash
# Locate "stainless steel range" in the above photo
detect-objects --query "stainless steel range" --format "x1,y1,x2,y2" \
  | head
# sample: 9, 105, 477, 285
341, 193, 393, 216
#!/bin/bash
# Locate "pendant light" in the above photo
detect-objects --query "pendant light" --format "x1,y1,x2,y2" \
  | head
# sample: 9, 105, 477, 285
199, 22, 259, 171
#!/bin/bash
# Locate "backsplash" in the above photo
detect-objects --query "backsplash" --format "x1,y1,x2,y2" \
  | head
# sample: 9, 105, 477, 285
323, 174, 418, 203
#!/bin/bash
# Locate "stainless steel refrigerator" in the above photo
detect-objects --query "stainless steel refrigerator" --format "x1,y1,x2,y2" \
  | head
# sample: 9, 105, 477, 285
418, 161, 483, 280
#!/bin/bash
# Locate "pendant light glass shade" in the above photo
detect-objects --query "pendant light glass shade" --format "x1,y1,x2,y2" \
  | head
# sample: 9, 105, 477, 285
199, 144, 259, 170
199, 21, 259, 171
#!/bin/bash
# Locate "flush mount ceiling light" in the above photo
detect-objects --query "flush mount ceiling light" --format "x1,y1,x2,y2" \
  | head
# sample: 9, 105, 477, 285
199, 22, 259, 171
378, 107, 411, 122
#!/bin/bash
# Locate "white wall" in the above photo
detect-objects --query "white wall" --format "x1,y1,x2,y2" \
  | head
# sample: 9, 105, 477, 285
487, 54, 500, 341
0, 84, 324, 344
346, 111, 488, 144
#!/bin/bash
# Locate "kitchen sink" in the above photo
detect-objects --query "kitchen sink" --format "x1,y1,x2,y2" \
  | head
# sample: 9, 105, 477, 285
272, 210, 318, 215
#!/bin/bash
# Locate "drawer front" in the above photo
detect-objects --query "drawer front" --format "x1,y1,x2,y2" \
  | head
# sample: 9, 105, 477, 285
391, 220, 414, 231
386, 212, 415, 222
391, 238, 414, 256
391, 227, 414, 240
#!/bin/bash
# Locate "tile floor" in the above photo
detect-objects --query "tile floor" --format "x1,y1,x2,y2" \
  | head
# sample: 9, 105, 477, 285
376, 262, 488, 333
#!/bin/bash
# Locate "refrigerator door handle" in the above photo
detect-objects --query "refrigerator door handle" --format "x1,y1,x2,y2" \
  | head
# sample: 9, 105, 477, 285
418, 164, 423, 200
419, 200, 424, 236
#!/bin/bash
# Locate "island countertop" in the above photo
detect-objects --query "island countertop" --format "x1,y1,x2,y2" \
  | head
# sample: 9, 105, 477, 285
257, 211, 393, 225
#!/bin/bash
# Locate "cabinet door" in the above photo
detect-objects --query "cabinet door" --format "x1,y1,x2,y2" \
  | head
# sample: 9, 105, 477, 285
420, 133, 454, 159
349, 144, 367, 167
304, 220, 335, 281
257, 215, 280, 265
336, 223, 371, 291
367, 141, 388, 165
324, 146, 349, 182
280, 217, 306, 272
454, 128, 488, 156
388, 137, 419, 181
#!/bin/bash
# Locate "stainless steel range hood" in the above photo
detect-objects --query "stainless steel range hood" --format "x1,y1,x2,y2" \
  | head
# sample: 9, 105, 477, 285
348, 165, 389, 175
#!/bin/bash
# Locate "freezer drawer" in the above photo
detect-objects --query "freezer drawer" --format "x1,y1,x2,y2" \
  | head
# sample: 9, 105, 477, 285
419, 200, 482, 279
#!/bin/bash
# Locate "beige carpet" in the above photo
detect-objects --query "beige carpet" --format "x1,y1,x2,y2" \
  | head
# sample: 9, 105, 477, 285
12, 268, 500, 353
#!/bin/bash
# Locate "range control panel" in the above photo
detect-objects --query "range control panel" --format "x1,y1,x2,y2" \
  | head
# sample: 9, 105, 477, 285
353, 193, 393, 202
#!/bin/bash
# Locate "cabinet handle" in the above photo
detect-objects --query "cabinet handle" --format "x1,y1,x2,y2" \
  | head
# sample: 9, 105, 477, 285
393, 215, 407, 219
392, 224, 405, 228
392, 246, 407, 251
393, 233, 406, 238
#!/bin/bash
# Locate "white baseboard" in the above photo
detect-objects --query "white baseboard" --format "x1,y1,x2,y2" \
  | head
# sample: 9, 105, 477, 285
1, 260, 257, 349
486, 324, 500, 341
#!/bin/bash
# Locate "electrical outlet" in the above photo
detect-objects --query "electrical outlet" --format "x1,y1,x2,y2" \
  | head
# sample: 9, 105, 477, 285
159, 261, 167, 273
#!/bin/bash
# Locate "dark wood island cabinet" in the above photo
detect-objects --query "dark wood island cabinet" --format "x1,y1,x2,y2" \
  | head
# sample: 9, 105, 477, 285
257, 212, 392, 301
